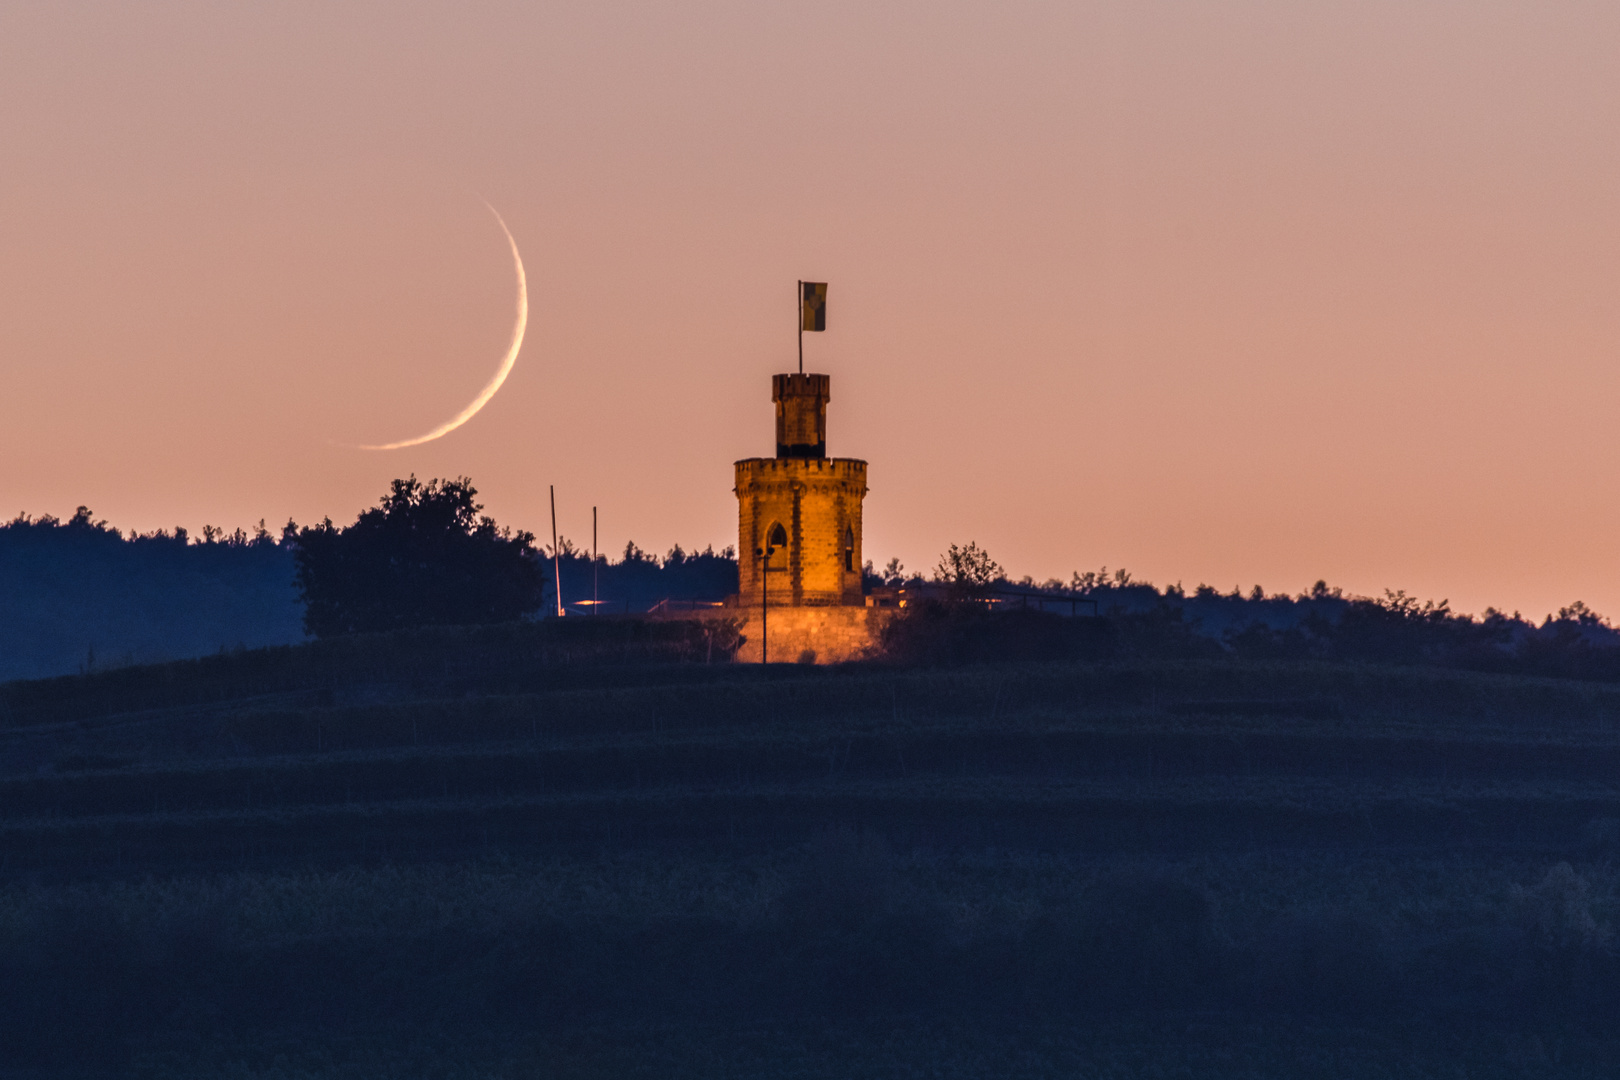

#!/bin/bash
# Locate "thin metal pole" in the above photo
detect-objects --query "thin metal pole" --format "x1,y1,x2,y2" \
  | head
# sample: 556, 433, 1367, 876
796, 280, 803, 375
549, 485, 563, 618
761, 549, 769, 664
592, 506, 598, 616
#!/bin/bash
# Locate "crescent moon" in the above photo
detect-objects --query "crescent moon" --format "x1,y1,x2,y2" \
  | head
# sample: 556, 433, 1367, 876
359, 203, 527, 450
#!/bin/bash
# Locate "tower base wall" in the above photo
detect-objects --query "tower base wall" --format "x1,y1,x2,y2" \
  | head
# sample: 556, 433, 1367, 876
733, 605, 892, 664
656, 605, 892, 664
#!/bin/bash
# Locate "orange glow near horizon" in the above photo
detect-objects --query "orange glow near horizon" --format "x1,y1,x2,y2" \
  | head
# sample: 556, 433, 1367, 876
2, 2, 1619, 622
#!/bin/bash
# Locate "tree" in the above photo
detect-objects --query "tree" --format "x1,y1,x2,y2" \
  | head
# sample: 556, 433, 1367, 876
932, 541, 1004, 600
292, 476, 546, 637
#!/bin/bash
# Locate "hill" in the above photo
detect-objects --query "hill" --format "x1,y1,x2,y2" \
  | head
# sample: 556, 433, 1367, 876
3, 626, 1620, 1075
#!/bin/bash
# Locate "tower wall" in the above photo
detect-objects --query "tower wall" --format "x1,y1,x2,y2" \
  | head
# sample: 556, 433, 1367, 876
735, 456, 867, 607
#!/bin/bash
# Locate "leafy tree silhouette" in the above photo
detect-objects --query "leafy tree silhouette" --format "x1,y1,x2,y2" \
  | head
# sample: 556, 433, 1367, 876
292, 476, 545, 637
933, 541, 1004, 600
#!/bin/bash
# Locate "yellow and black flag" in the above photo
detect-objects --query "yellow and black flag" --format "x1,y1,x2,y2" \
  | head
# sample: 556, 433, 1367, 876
800, 281, 827, 332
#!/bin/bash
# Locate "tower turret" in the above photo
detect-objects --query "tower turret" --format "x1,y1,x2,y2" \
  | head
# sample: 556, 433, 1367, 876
772, 373, 829, 458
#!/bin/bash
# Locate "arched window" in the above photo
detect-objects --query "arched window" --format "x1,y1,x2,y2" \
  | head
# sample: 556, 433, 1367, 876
844, 526, 855, 572
766, 522, 787, 551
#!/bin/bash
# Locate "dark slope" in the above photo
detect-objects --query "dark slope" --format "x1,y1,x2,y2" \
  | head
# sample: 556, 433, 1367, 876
5, 641, 1620, 873
7, 637, 1620, 1075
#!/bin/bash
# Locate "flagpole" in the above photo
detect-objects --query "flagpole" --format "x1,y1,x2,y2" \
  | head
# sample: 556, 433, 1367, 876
592, 505, 598, 617
550, 485, 563, 618
797, 279, 803, 375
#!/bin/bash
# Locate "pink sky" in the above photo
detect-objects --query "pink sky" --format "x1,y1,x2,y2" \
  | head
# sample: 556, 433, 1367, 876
2, 1, 1618, 620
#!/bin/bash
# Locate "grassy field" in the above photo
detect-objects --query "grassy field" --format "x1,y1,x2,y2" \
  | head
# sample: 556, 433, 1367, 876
3, 625, 1620, 1075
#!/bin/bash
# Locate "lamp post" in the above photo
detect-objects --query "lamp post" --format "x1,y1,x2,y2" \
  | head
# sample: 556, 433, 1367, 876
756, 541, 777, 664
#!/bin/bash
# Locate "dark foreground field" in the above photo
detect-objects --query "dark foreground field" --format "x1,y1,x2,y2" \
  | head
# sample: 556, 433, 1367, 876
4, 622, 1620, 1076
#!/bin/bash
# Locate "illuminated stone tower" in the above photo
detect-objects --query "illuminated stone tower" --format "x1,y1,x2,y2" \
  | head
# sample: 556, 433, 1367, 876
735, 373, 867, 607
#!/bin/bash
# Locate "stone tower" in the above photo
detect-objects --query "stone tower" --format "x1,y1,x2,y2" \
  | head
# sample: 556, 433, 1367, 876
735, 373, 867, 607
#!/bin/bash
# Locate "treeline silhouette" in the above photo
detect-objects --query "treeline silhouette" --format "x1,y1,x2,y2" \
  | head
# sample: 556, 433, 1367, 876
886, 557, 1620, 681
0, 508, 303, 682
7, 482, 1620, 684
0, 497, 739, 681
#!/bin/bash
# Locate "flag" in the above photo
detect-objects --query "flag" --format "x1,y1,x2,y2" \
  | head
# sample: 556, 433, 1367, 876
800, 281, 827, 332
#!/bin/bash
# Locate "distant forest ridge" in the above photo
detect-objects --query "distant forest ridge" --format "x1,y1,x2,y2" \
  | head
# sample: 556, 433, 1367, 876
0, 509, 741, 681
3, 506, 1618, 682
983, 569, 1620, 680
1007, 566, 1620, 646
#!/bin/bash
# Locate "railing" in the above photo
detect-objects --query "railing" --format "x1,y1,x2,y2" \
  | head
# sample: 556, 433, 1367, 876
986, 589, 1100, 617
557, 598, 727, 616
644, 598, 728, 615
881, 583, 1101, 616
566, 592, 1099, 617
